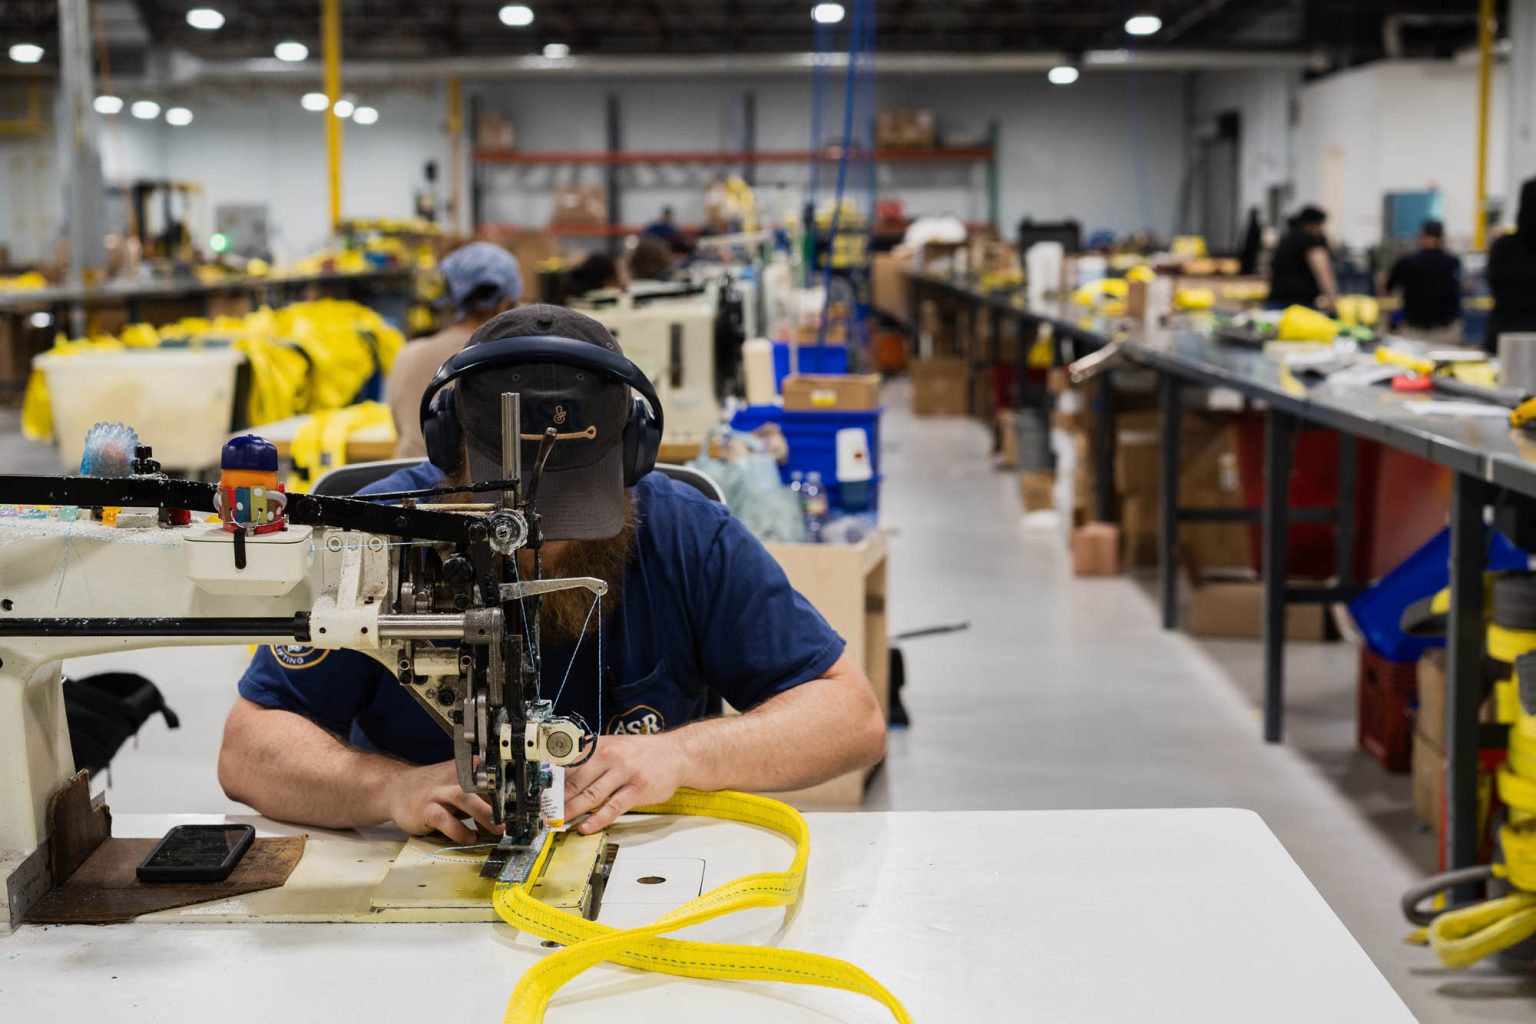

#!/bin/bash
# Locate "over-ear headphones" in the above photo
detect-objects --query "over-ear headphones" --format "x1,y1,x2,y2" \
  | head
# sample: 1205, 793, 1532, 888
418, 335, 664, 487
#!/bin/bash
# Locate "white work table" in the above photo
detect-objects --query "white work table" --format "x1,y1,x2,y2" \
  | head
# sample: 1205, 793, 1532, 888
2, 807, 1411, 1022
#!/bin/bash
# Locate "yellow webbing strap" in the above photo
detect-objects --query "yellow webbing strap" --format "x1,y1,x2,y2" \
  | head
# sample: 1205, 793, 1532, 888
1486, 622, 1536, 664
1428, 891, 1536, 967
491, 788, 911, 1024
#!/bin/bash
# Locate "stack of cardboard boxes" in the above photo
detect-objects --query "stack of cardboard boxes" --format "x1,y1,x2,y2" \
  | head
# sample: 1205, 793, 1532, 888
910, 299, 968, 417
1413, 650, 1447, 831
874, 108, 936, 149
1052, 383, 1314, 631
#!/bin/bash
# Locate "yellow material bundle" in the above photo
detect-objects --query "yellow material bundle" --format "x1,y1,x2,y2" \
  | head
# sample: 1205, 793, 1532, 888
1275, 304, 1339, 342
21, 300, 403, 442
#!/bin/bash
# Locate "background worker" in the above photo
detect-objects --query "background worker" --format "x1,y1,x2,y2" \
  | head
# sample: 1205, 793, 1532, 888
1268, 205, 1340, 312
1487, 177, 1536, 353
628, 236, 675, 282
220, 306, 886, 843
1384, 220, 1461, 343
387, 242, 523, 458
564, 251, 628, 298
641, 205, 679, 247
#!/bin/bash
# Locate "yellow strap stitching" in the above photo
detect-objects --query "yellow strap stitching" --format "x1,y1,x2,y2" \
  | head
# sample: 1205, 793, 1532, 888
492, 788, 910, 1024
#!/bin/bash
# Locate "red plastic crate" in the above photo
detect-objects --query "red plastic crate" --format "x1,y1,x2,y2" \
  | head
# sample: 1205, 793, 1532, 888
1357, 647, 1418, 772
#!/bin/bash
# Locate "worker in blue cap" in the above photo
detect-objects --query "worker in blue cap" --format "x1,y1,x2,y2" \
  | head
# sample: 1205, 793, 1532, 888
387, 241, 524, 457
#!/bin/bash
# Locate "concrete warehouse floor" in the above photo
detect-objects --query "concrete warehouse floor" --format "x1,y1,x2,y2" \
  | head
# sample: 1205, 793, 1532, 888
6, 386, 1536, 1020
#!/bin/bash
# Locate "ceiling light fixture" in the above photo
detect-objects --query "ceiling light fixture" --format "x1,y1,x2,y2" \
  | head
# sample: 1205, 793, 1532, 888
1125, 14, 1162, 36
542, 42, 569, 59
1047, 65, 1080, 86
811, 3, 845, 24
274, 40, 308, 62
94, 95, 124, 115
131, 100, 161, 120
185, 8, 224, 30
499, 4, 534, 27
29, 312, 53, 330
9, 43, 44, 64
301, 92, 330, 112
332, 98, 355, 119
352, 106, 379, 125
165, 107, 194, 126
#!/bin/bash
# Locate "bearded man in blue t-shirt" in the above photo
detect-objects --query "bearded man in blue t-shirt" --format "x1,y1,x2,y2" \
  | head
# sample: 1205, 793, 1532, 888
218, 306, 884, 844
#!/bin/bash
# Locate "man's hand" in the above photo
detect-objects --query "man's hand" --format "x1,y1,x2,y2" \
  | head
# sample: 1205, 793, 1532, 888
384, 760, 502, 845
564, 733, 686, 835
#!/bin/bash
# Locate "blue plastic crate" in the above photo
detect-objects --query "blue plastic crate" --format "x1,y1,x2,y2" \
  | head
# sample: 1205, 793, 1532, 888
729, 404, 881, 513
772, 342, 849, 392
1348, 527, 1528, 662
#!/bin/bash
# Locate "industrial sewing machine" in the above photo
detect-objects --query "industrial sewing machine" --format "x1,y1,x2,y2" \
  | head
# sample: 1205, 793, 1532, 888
0, 401, 603, 931
573, 287, 725, 445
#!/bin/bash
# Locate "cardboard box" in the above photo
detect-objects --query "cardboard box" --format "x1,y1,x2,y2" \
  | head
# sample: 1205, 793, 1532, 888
781, 373, 881, 412
494, 230, 561, 303
872, 251, 910, 322
995, 409, 1019, 469
1417, 650, 1445, 747
1184, 574, 1329, 641
1020, 470, 1055, 512
1114, 410, 1250, 571
911, 356, 967, 417
875, 108, 935, 149
1072, 522, 1121, 576
476, 111, 515, 149
550, 185, 607, 226
1413, 647, 1498, 743
1412, 730, 1444, 830
1121, 494, 1157, 568
760, 532, 889, 807
1113, 410, 1163, 498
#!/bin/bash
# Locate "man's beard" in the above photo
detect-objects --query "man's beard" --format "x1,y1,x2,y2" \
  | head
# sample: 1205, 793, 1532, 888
515, 497, 635, 648
437, 465, 634, 648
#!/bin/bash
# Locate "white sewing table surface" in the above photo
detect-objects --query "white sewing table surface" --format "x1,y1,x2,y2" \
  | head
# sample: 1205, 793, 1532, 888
2, 807, 1411, 1022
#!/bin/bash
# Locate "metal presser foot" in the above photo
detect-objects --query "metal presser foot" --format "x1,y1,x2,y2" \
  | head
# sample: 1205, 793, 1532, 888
483, 829, 617, 922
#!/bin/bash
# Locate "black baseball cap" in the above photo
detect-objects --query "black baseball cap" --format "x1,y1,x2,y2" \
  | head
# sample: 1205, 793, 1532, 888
458, 305, 632, 540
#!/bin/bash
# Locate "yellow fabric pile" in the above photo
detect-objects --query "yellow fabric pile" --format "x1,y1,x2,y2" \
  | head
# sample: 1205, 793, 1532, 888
22, 299, 402, 442
0, 271, 49, 291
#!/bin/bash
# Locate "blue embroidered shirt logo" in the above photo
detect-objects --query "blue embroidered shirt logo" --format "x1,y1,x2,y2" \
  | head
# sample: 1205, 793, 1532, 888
271, 644, 330, 670
607, 704, 665, 735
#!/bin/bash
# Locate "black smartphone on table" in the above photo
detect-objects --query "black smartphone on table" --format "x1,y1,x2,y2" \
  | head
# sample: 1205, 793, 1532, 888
136, 824, 256, 883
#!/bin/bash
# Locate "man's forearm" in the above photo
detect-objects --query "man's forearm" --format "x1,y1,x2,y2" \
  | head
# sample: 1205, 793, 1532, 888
668, 656, 886, 794
219, 697, 402, 829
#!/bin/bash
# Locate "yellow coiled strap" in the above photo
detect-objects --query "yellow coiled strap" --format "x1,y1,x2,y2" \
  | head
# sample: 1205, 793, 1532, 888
1428, 892, 1536, 968
491, 788, 912, 1024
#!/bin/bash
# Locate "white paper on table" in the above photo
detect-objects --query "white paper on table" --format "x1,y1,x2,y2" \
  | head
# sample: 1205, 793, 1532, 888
1325, 363, 1403, 388
1402, 400, 1513, 418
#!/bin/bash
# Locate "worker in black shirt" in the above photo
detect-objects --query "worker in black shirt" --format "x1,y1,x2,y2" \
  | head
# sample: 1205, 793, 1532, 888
1487, 177, 1536, 353
1268, 206, 1339, 311
1384, 220, 1461, 343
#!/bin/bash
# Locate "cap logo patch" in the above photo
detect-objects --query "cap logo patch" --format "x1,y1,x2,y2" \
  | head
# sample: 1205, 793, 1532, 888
553, 405, 568, 425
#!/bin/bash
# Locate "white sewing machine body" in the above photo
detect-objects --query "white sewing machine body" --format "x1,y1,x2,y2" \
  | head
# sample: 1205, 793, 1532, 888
0, 515, 401, 926
576, 289, 722, 446
0, 472, 595, 932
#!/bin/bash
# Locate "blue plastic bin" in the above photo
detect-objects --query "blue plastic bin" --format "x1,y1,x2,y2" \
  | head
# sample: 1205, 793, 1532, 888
729, 405, 881, 514
772, 342, 849, 392
1348, 527, 1528, 662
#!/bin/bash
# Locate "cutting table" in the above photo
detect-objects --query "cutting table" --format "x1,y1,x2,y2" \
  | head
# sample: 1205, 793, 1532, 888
4, 807, 1412, 1022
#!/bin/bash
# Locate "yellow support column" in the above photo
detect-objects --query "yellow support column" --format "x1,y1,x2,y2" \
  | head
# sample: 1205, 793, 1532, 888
323, 0, 343, 231
448, 75, 463, 235
1475, 0, 1494, 250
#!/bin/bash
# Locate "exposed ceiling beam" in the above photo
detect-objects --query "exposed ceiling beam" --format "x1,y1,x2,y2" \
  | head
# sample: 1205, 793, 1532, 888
101, 47, 1317, 92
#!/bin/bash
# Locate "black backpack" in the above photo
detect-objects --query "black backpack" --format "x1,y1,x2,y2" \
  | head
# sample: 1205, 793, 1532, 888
63, 672, 180, 774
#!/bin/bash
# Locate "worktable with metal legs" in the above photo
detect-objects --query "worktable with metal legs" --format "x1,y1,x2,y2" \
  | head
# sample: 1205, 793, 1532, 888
4, 808, 1412, 1022
900, 272, 1529, 890
1119, 326, 1529, 889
